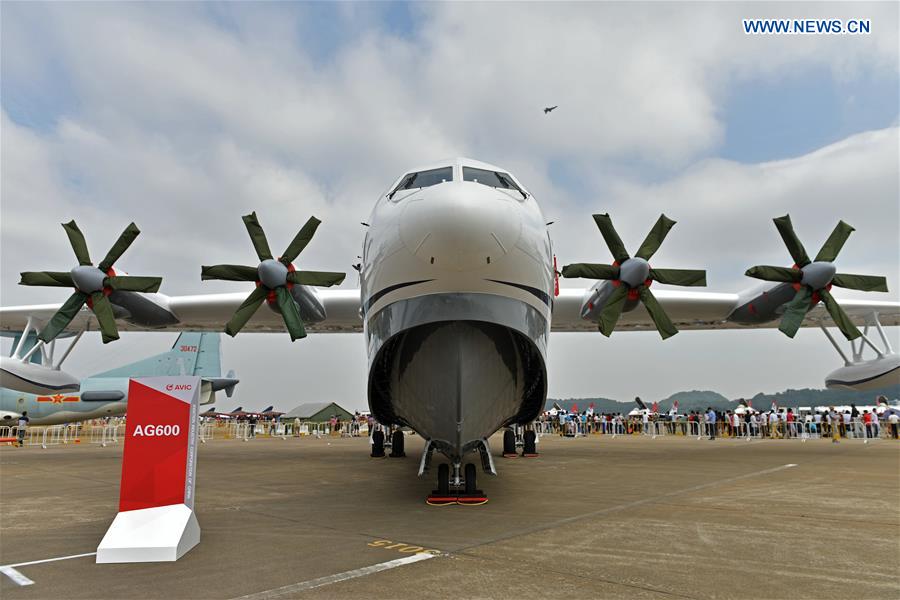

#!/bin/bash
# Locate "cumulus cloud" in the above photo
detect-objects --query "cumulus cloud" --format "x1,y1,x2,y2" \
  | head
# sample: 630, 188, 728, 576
1, 2, 897, 405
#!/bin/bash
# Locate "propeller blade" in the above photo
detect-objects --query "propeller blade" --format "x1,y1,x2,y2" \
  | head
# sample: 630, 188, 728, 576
38, 291, 89, 343
280, 216, 321, 265
638, 287, 678, 339
814, 221, 855, 263
773, 215, 810, 267
560, 263, 620, 280
201, 264, 259, 282
98, 222, 140, 272
778, 286, 813, 338
62, 220, 92, 266
224, 286, 268, 337
649, 268, 706, 287
819, 288, 862, 341
597, 285, 629, 337
90, 292, 120, 344
242, 212, 273, 261
635, 214, 676, 261
19, 271, 75, 287
275, 286, 307, 341
831, 273, 888, 293
287, 270, 346, 287
106, 275, 162, 293
744, 265, 802, 283
592, 214, 630, 263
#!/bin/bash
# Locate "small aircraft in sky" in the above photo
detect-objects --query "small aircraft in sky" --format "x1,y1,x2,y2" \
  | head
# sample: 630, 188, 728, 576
543, 105, 558, 114
2, 157, 897, 501
1, 332, 237, 426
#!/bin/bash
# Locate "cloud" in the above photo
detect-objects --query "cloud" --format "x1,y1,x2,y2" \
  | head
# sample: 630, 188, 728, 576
1, 2, 897, 406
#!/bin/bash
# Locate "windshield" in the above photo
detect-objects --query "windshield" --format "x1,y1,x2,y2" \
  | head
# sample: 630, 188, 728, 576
462, 167, 526, 198
389, 166, 453, 198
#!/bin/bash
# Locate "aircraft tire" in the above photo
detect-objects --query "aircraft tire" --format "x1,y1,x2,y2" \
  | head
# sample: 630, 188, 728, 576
371, 430, 386, 457
523, 430, 537, 456
503, 429, 516, 455
464, 463, 477, 495
437, 463, 450, 496
389, 429, 406, 457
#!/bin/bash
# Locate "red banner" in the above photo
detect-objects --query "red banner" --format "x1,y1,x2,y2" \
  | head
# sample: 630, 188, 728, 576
119, 377, 200, 512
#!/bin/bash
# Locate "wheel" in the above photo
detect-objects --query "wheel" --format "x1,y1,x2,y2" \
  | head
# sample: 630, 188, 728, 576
464, 463, 476, 495
502, 429, 516, 455
371, 430, 386, 457
523, 430, 537, 456
389, 429, 406, 457
437, 463, 450, 496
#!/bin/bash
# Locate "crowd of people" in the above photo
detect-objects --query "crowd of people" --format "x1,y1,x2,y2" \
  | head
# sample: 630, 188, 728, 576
537, 402, 900, 441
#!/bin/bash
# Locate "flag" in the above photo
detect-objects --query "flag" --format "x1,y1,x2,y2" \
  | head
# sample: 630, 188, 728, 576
572, 403, 578, 413
651, 401, 659, 413
771, 400, 777, 412
673, 399, 679, 411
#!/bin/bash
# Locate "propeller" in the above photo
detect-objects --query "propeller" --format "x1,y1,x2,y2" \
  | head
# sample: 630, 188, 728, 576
201, 212, 345, 341
745, 215, 887, 340
19, 221, 162, 344
561, 214, 706, 339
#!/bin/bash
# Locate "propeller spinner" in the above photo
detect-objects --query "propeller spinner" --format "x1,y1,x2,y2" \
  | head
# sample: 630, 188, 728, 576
201, 212, 345, 341
561, 214, 707, 339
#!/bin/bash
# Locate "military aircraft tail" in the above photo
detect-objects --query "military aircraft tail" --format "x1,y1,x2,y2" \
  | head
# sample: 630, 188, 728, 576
90, 332, 222, 378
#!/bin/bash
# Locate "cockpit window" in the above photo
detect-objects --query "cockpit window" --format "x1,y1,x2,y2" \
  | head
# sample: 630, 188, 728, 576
388, 166, 453, 199
462, 167, 527, 198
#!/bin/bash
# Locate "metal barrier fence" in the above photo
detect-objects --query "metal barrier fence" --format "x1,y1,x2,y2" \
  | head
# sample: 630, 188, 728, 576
533, 417, 896, 441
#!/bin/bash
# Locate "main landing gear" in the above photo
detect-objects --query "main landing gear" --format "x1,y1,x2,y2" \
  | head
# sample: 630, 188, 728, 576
371, 426, 406, 458
427, 462, 487, 506
502, 425, 539, 458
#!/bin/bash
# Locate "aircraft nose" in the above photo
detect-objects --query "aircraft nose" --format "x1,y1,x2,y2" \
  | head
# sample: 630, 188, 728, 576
399, 184, 523, 271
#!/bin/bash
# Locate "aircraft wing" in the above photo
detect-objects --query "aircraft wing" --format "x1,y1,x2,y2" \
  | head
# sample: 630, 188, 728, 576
3, 287, 897, 337
551, 288, 900, 332
0, 290, 364, 335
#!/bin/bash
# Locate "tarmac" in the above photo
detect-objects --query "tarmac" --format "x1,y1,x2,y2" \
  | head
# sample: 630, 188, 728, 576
1, 432, 898, 599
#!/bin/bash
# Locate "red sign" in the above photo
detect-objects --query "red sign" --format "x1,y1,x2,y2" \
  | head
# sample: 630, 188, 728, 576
119, 377, 200, 512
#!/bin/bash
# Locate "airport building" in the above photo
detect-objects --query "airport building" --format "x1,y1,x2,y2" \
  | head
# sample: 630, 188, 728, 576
282, 401, 354, 422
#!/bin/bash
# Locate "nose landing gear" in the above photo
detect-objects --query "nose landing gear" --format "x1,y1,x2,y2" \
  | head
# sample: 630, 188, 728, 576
426, 461, 488, 506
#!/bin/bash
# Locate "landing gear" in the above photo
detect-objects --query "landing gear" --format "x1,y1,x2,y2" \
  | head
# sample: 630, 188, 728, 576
389, 429, 406, 457
371, 430, 386, 458
426, 461, 487, 505
522, 430, 538, 457
502, 428, 517, 458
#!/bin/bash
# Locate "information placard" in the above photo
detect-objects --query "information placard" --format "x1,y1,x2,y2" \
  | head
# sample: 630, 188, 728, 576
97, 376, 201, 563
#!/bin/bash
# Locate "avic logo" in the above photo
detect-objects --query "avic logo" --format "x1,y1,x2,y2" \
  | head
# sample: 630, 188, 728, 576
165, 383, 193, 391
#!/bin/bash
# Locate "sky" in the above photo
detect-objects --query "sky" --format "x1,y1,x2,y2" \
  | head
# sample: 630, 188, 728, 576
1, 2, 898, 412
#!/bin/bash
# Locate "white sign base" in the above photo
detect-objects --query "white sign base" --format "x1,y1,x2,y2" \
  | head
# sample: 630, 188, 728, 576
96, 504, 200, 563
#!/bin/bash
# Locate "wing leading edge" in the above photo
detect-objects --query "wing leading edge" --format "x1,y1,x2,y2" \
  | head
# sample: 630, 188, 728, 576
551, 287, 900, 333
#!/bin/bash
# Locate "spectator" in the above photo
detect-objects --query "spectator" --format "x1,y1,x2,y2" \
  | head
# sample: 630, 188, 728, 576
829, 407, 841, 443
16, 411, 29, 447
888, 411, 899, 439
706, 407, 716, 440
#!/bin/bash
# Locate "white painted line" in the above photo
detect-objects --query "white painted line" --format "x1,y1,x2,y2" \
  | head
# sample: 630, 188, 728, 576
232, 552, 436, 599
0, 551, 97, 586
0, 567, 34, 587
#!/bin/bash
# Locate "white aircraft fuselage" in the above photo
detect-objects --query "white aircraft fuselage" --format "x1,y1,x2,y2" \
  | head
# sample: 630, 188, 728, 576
361, 158, 553, 462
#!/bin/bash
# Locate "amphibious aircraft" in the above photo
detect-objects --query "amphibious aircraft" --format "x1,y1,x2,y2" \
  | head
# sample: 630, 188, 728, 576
1, 157, 897, 501
1, 332, 237, 426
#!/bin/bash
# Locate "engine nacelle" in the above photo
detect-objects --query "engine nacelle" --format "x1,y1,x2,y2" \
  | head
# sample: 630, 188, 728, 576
825, 354, 900, 391
0, 410, 22, 423
0, 356, 80, 395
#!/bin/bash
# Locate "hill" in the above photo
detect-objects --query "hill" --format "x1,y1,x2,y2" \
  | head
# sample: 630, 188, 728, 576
547, 384, 899, 413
